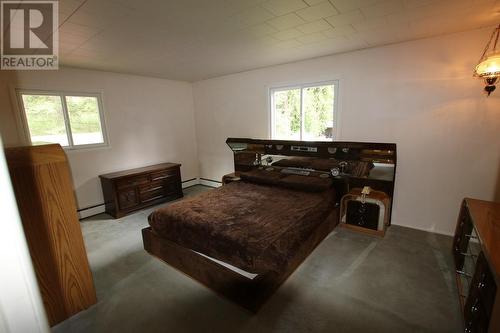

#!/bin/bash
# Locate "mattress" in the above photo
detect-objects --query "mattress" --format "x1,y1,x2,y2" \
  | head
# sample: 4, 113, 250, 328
148, 180, 336, 273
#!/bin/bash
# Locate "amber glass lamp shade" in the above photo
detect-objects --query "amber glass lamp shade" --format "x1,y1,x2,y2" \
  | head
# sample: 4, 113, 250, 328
474, 51, 500, 78
474, 25, 500, 96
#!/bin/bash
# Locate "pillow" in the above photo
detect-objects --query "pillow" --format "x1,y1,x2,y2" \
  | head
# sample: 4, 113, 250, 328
308, 158, 339, 171
278, 174, 333, 192
272, 157, 313, 168
239, 168, 283, 185
240, 168, 332, 192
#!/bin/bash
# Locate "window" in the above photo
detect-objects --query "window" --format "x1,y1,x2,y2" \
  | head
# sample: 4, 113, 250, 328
270, 82, 337, 141
17, 90, 108, 149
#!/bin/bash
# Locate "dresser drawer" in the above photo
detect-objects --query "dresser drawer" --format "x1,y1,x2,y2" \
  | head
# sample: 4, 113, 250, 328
453, 207, 474, 270
149, 169, 178, 182
140, 189, 166, 204
464, 296, 490, 333
472, 253, 497, 318
139, 179, 181, 203
116, 175, 149, 190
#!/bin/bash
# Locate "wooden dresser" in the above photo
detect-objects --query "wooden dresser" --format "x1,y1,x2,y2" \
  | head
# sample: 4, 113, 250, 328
453, 198, 500, 333
100, 163, 183, 218
5, 144, 97, 326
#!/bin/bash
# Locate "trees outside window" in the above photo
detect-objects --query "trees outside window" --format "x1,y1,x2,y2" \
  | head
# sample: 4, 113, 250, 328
18, 91, 107, 149
271, 82, 337, 141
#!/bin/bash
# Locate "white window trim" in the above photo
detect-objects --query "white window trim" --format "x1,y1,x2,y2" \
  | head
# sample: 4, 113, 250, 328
269, 80, 340, 141
15, 89, 109, 150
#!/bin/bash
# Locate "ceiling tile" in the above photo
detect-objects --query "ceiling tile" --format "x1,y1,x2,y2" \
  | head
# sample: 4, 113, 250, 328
403, 0, 438, 8
323, 24, 357, 38
352, 16, 388, 31
296, 31, 329, 44
296, 19, 332, 33
273, 28, 304, 40
226, 6, 275, 28
275, 39, 303, 48
304, 0, 325, 5
267, 13, 306, 30
243, 23, 278, 37
255, 35, 281, 46
262, 0, 308, 16
361, 0, 405, 18
329, 0, 380, 13
59, 22, 102, 39
296, 1, 339, 21
325, 9, 364, 27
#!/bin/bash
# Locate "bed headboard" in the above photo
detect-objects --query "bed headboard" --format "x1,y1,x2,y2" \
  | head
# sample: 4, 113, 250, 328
225, 138, 397, 208
226, 138, 396, 169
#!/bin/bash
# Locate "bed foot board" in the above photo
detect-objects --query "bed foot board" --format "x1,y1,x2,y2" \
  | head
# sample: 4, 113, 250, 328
142, 207, 338, 312
142, 227, 262, 311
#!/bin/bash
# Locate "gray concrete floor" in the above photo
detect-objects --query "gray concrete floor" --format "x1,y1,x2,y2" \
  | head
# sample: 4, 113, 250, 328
53, 185, 462, 333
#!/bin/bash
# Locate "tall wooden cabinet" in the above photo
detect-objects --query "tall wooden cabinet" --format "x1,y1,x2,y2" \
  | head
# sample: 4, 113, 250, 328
5, 144, 97, 326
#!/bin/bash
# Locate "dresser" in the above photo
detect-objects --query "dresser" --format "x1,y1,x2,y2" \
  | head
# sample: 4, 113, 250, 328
5, 144, 97, 326
453, 198, 500, 333
100, 163, 183, 218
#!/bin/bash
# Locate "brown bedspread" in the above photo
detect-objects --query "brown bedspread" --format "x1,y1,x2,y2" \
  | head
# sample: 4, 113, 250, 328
148, 181, 336, 273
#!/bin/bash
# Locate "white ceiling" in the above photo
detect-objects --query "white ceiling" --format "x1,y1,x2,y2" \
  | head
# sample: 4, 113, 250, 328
54, 0, 500, 81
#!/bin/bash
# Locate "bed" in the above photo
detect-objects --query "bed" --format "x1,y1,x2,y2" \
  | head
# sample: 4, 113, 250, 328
149, 174, 336, 274
142, 138, 396, 311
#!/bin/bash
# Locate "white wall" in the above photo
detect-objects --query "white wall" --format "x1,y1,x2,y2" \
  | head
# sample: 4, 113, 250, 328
0, 136, 49, 333
192, 27, 500, 235
0, 68, 199, 210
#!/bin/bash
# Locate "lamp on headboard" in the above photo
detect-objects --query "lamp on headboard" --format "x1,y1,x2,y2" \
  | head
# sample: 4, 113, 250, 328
474, 24, 500, 96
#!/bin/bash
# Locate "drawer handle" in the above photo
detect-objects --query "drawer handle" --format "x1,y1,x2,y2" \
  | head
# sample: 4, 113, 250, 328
122, 180, 144, 186
144, 186, 163, 192
152, 175, 173, 181
478, 273, 487, 289
471, 299, 480, 313
142, 195, 164, 203
456, 270, 473, 278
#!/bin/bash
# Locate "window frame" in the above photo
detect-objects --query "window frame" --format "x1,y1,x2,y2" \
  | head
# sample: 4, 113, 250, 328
269, 80, 339, 141
15, 89, 109, 150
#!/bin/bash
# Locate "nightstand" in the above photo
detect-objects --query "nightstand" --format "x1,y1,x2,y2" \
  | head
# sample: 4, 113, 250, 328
340, 187, 391, 237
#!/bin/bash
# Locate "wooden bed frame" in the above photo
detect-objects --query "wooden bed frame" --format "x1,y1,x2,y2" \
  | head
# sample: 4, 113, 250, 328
142, 208, 338, 312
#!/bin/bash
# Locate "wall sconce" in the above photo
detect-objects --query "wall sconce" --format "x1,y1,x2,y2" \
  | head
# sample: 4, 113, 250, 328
474, 24, 500, 96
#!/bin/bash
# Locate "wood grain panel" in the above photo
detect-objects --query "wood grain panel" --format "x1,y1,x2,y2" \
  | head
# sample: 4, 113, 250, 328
5, 144, 97, 326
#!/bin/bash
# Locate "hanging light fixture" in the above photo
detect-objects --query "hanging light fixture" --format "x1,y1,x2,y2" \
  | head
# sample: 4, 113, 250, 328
474, 24, 500, 96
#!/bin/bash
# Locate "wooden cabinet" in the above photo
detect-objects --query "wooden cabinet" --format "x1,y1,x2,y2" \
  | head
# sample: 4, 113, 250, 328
453, 198, 500, 333
5, 144, 97, 326
100, 163, 183, 218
